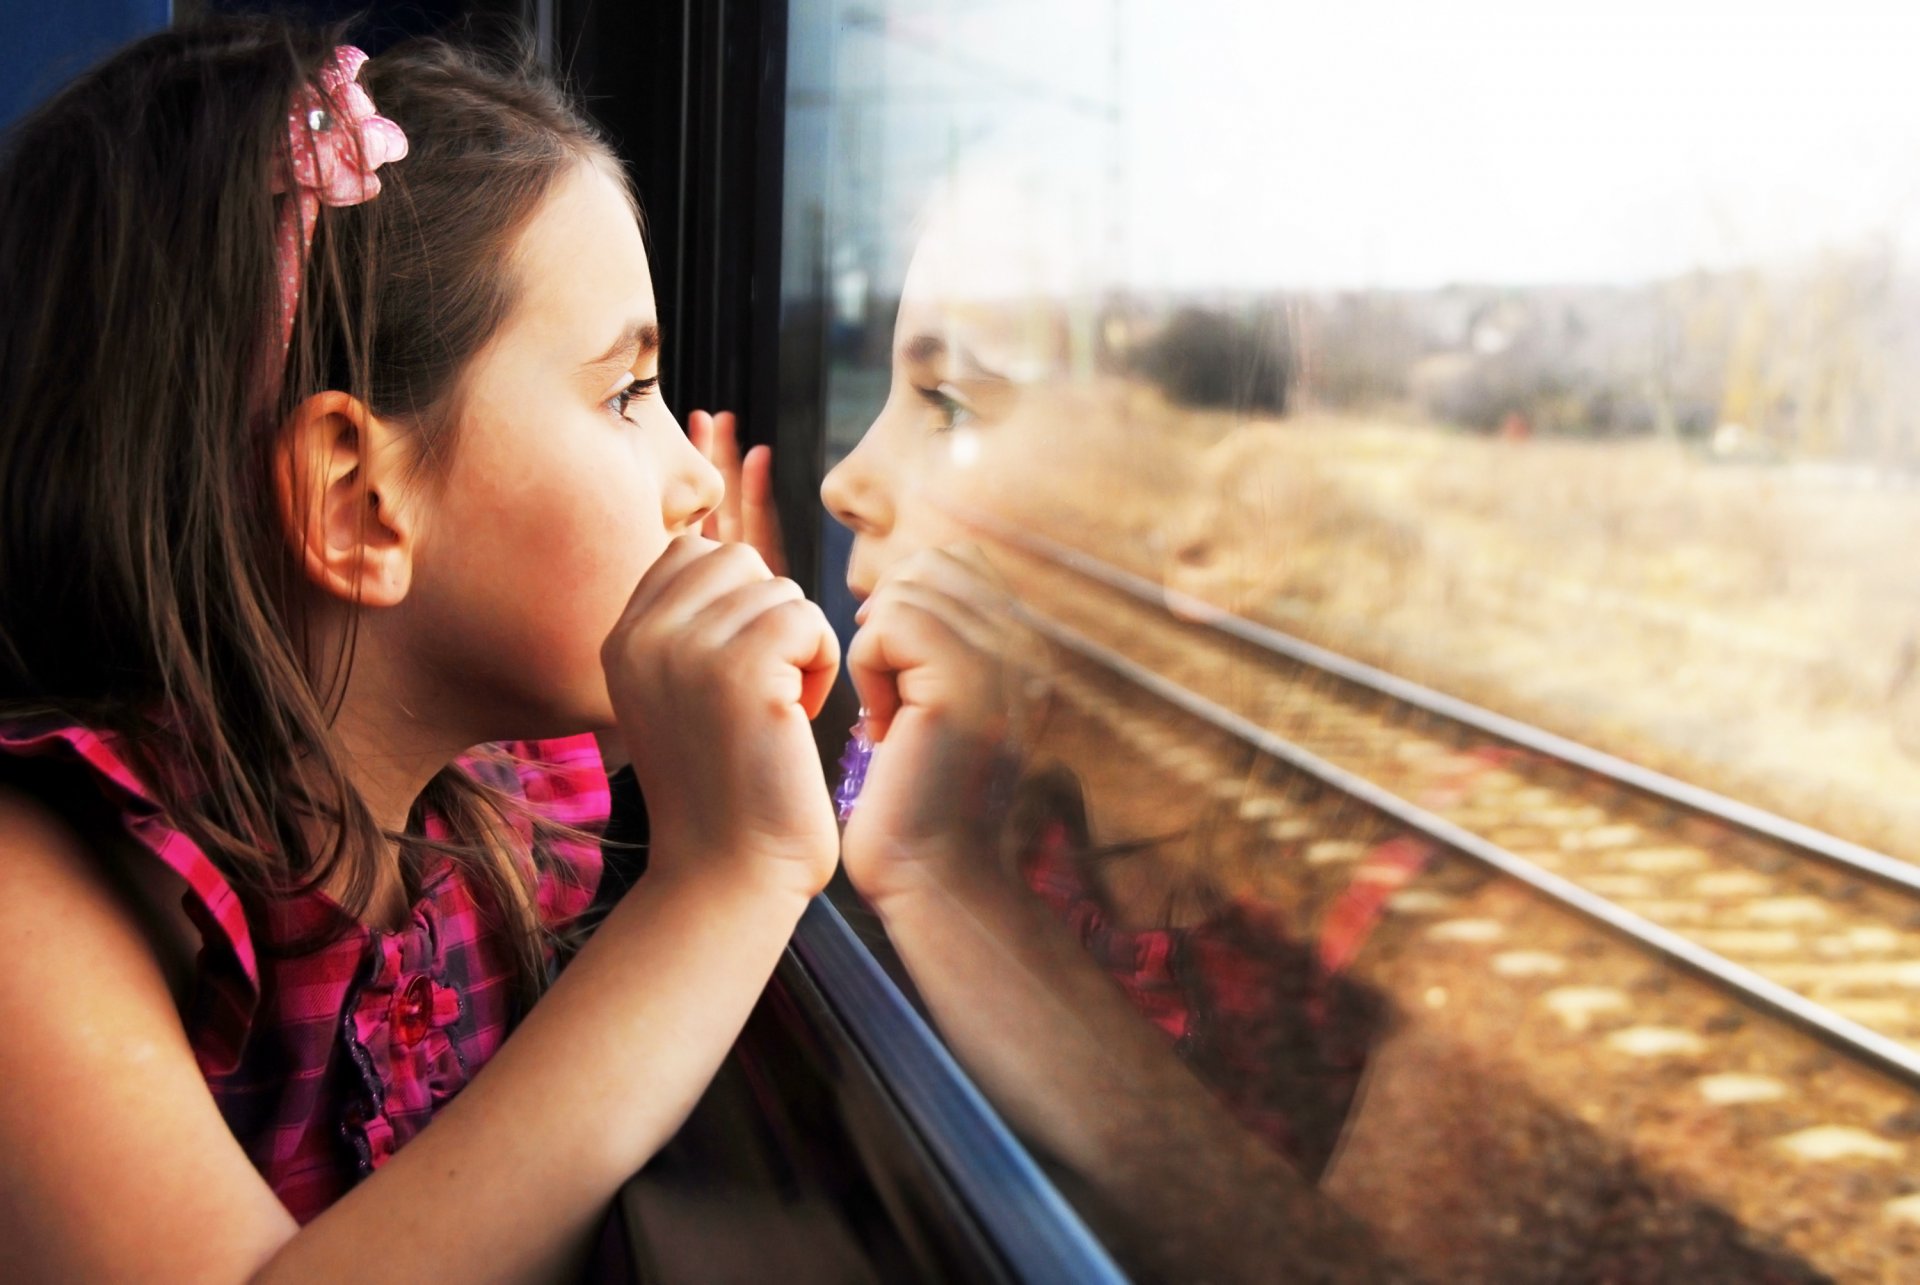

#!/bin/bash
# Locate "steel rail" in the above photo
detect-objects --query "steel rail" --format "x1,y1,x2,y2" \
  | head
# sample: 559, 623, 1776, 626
1023, 612, 1920, 1090
966, 513, 1920, 898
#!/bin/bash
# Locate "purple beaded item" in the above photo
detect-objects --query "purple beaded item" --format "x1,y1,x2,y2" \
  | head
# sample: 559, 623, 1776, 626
834, 711, 876, 823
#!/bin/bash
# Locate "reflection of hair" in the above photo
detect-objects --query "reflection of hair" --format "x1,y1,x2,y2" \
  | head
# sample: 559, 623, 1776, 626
1130, 305, 1292, 415
0, 18, 622, 1002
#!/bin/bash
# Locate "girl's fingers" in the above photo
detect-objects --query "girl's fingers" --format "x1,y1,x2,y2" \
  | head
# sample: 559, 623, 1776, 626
611, 533, 722, 626
733, 593, 843, 720
688, 409, 738, 540
850, 549, 1054, 740
687, 411, 722, 540
692, 576, 840, 720
692, 409, 756, 546
739, 444, 788, 576
846, 594, 982, 742
685, 570, 802, 628
710, 410, 743, 541
845, 615, 909, 742
862, 581, 1050, 734
614, 537, 772, 638
857, 579, 1006, 661
634, 571, 840, 718
709, 409, 741, 474
856, 548, 1010, 645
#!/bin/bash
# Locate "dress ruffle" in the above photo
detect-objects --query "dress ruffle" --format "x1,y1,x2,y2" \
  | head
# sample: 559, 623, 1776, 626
340, 877, 471, 1173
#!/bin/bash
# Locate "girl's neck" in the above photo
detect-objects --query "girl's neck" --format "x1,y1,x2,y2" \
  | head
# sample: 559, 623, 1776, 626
307, 676, 477, 932
300, 599, 493, 930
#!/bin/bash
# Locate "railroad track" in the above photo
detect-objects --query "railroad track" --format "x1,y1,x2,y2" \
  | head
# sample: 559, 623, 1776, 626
962, 513, 1920, 1094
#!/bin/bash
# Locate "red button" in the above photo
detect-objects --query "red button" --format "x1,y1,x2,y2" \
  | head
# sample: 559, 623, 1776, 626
393, 975, 433, 1044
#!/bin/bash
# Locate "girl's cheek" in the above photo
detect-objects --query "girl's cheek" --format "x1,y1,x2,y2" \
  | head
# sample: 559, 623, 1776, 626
883, 509, 961, 567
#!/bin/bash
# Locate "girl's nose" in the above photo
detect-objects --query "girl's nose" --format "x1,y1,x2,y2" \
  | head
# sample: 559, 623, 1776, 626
663, 427, 725, 533
821, 443, 893, 537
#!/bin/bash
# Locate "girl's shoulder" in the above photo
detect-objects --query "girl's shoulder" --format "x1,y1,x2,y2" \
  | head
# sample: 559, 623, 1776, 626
0, 714, 251, 1008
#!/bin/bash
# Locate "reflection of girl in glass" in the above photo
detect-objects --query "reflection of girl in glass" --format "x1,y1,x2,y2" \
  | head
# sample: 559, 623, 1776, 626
819, 171, 1397, 1280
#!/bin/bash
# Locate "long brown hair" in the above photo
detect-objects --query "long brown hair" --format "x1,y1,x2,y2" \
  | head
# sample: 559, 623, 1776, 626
0, 17, 630, 1003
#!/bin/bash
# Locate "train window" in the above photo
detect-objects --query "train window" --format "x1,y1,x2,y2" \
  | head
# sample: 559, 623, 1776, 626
784, 2, 1920, 1279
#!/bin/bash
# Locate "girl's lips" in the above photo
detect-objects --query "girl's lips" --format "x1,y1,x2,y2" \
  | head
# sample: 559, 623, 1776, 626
844, 539, 885, 603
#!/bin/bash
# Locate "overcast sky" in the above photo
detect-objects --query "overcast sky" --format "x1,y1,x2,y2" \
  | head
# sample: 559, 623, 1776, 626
866, 0, 1920, 291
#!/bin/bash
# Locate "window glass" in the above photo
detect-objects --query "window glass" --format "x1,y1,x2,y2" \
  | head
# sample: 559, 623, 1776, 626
786, 4, 1920, 1278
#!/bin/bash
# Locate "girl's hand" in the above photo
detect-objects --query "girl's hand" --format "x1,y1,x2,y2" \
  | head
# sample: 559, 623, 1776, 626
597, 411, 782, 780
602, 534, 841, 897
840, 546, 1051, 906
688, 410, 786, 577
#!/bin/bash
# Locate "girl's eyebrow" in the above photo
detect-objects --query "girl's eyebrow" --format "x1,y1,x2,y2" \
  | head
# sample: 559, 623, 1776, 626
585, 318, 662, 368
902, 333, 1006, 382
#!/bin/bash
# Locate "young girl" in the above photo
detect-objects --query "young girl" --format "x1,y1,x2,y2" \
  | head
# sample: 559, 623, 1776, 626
0, 20, 848, 1279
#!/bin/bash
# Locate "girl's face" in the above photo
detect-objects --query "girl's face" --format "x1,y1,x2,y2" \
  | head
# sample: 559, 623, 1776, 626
398, 159, 722, 737
820, 247, 1026, 600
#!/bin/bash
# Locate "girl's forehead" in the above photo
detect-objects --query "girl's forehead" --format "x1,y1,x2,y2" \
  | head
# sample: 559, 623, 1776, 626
507, 161, 655, 358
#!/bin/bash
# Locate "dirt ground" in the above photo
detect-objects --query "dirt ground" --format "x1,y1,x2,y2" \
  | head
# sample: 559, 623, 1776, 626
1007, 382, 1920, 863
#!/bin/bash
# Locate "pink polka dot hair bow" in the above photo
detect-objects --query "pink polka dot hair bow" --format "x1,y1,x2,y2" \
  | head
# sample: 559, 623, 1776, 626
268, 46, 408, 367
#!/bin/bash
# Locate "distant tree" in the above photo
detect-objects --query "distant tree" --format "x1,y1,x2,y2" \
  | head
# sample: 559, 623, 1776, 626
1133, 306, 1292, 414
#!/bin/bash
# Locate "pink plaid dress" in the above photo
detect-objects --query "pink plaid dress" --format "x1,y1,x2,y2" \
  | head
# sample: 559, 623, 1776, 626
0, 714, 609, 1224
1018, 805, 1394, 1181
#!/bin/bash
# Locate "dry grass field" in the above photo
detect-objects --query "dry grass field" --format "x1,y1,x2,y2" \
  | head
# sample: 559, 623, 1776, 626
1005, 382, 1920, 861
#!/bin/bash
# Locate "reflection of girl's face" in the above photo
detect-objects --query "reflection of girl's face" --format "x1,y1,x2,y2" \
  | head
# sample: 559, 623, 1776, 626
819, 251, 1022, 599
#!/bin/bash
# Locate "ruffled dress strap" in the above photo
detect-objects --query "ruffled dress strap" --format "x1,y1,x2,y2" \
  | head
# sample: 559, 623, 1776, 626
0, 712, 261, 1075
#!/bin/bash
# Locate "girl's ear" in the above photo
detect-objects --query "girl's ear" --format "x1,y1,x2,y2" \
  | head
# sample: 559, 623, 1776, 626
273, 392, 418, 608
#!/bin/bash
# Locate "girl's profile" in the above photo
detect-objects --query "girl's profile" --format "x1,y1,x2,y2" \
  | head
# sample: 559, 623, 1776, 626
0, 18, 840, 1278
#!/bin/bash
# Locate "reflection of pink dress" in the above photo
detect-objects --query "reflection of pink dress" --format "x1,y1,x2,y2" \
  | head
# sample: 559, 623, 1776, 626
1013, 777, 1395, 1183
0, 714, 608, 1224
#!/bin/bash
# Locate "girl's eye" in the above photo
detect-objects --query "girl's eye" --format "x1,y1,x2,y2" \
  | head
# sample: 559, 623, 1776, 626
606, 376, 659, 422
917, 382, 977, 433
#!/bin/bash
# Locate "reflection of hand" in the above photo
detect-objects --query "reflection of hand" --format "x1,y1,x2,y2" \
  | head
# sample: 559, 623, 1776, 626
688, 409, 787, 577
601, 534, 840, 898
840, 546, 1050, 905
842, 554, 1393, 1282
